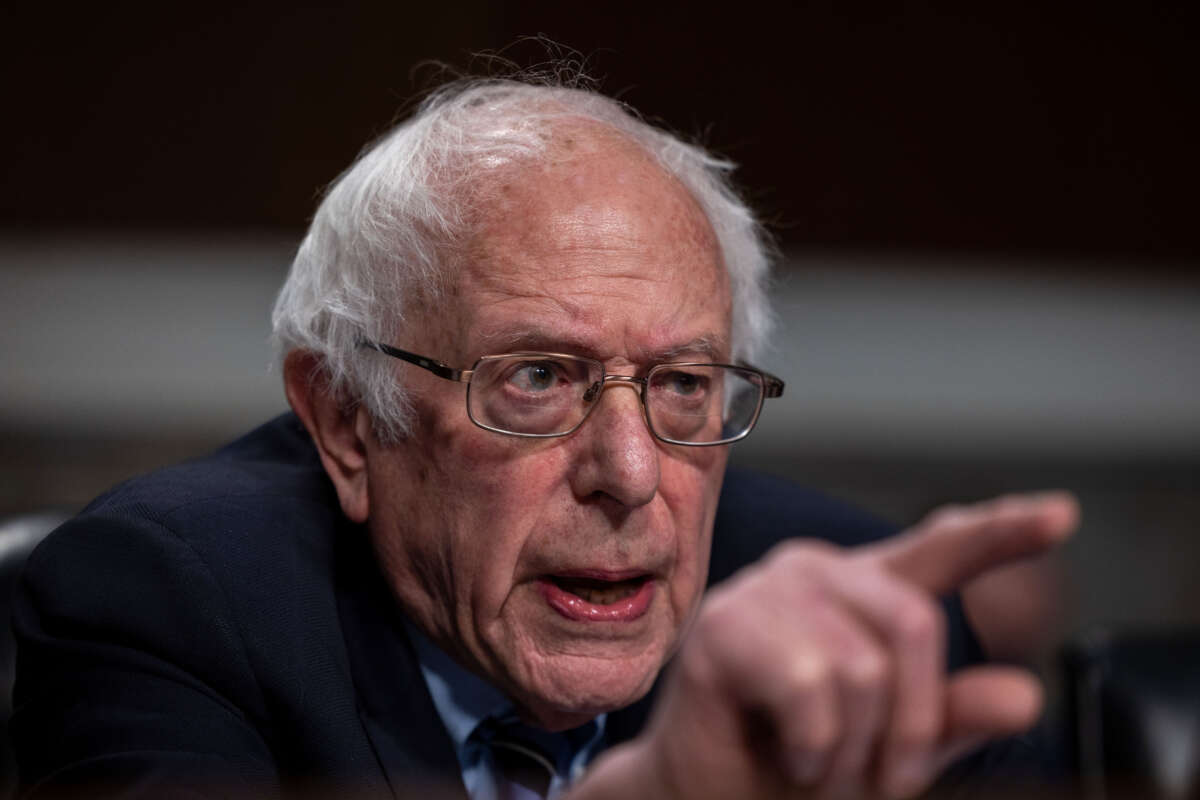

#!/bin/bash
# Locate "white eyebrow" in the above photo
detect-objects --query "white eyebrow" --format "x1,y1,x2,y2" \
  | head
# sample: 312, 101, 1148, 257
650, 335, 728, 363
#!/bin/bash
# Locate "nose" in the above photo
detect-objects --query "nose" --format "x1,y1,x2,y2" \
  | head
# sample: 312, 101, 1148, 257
568, 378, 660, 509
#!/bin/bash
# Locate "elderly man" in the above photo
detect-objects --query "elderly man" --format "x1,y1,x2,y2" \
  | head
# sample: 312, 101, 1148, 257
12, 78, 1076, 799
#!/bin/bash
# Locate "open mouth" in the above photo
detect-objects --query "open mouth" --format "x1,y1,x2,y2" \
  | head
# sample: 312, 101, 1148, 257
537, 572, 655, 622
549, 575, 647, 605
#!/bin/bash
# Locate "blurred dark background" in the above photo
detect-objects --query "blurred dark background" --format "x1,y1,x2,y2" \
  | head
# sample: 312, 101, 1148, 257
1, 1, 1198, 675
4, 1, 1198, 260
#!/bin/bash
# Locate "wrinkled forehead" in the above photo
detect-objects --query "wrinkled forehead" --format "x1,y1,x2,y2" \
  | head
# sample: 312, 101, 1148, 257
441, 123, 731, 360
470, 119, 717, 245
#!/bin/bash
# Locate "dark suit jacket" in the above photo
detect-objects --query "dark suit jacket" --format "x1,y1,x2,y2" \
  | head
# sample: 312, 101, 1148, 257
10, 414, 982, 798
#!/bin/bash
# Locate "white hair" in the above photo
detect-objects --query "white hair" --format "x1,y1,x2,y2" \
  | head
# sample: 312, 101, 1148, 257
271, 77, 775, 441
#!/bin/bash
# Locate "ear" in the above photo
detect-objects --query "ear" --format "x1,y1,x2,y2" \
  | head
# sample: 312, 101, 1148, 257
284, 350, 371, 523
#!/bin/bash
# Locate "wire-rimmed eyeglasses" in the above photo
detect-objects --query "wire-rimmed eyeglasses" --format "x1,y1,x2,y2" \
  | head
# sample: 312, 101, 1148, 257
360, 341, 784, 446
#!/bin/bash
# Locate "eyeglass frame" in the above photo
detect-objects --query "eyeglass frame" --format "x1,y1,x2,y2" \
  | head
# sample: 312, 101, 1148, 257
359, 340, 785, 447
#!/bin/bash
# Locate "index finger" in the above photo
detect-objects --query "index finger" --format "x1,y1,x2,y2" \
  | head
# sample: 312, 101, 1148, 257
866, 492, 1079, 595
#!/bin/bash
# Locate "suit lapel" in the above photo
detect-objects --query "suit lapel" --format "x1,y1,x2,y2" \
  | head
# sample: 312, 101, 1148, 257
335, 523, 468, 800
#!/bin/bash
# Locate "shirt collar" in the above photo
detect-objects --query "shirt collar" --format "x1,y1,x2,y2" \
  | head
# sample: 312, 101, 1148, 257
404, 619, 511, 750
403, 619, 607, 792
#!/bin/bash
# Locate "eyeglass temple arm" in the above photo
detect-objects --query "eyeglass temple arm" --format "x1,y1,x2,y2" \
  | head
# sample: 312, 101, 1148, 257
358, 340, 469, 382
745, 365, 785, 399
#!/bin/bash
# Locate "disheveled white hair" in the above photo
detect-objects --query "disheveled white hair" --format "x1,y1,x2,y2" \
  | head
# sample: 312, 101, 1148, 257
271, 77, 775, 441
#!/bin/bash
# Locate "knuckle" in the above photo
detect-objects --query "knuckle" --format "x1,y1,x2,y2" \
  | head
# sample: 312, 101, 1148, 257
687, 595, 744, 656
699, 588, 740, 627
844, 650, 889, 692
775, 653, 844, 754
893, 599, 941, 645
784, 650, 833, 695
690, 606, 725, 648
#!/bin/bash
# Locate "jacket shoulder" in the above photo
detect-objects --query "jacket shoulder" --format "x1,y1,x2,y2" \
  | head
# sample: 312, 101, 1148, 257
12, 415, 377, 794
710, 467, 897, 586
78, 414, 335, 536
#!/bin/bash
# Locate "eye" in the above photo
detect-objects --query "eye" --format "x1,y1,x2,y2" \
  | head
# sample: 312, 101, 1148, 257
509, 361, 560, 392
661, 370, 705, 396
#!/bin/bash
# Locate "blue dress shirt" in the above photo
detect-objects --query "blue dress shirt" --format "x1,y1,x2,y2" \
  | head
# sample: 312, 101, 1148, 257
405, 622, 607, 799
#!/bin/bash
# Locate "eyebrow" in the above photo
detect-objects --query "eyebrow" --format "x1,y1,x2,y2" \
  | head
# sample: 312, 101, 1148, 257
653, 336, 728, 362
473, 328, 730, 364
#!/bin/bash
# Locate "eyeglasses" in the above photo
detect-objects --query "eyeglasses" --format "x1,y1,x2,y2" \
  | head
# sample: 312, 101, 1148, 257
360, 341, 785, 446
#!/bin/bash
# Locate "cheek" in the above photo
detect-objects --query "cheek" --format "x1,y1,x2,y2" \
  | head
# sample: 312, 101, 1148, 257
437, 435, 566, 533
661, 447, 727, 618
431, 435, 570, 607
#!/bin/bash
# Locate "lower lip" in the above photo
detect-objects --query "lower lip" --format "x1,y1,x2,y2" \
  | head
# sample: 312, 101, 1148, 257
537, 578, 655, 622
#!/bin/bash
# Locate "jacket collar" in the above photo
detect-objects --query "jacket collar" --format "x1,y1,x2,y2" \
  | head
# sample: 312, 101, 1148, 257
334, 521, 468, 800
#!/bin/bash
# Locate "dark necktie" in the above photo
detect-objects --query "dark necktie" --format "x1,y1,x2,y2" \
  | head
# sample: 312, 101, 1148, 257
490, 729, 557, 799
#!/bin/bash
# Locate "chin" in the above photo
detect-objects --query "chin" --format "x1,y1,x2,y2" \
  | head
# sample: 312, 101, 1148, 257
514, 646, 666, 731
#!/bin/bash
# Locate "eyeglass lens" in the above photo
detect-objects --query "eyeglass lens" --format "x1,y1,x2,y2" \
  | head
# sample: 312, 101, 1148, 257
466, 355, 763, 443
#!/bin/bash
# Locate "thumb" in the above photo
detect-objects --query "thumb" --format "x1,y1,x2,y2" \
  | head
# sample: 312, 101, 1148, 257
931, 666, 1044, 774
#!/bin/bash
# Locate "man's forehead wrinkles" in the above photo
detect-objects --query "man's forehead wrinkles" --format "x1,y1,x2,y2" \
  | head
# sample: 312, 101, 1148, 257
463, 291, 581, 341
466, 272, 680, 320
548, 214, 647, 250
470, 257, 672, 288
504, 214, 709, 266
